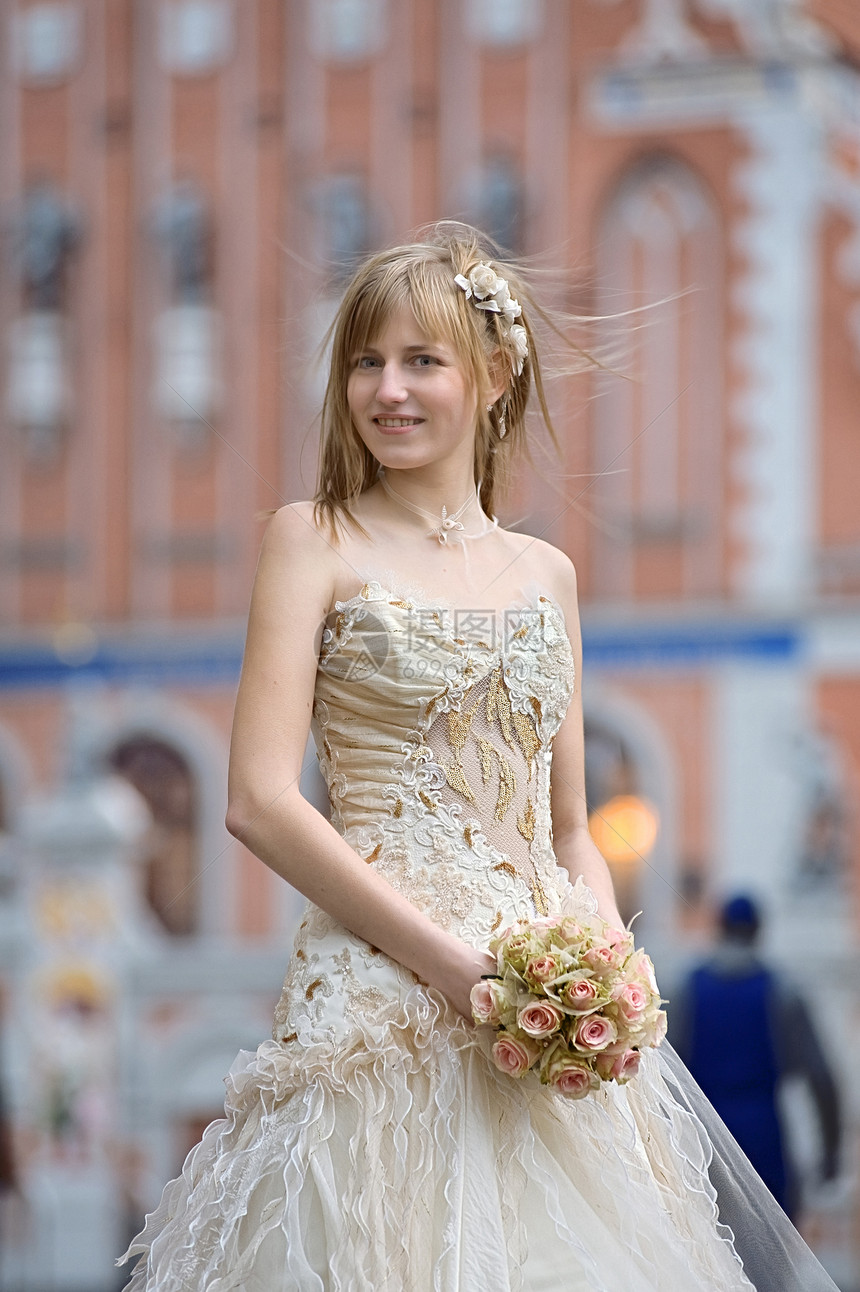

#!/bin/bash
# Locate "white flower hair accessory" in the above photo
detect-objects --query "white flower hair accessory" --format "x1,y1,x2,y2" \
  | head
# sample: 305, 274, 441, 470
454, 261, 528, 375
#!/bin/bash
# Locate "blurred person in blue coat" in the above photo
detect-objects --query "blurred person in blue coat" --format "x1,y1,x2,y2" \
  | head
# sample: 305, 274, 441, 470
671, 894, 842, 1221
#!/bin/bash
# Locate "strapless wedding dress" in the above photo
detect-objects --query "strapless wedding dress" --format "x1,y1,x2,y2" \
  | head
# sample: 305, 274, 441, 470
121, 580, 838, 1291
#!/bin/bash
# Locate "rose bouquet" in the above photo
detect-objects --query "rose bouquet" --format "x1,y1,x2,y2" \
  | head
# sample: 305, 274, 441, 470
470, 912, 667, 1099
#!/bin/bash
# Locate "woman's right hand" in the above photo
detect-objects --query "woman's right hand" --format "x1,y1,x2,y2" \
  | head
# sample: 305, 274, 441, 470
430, 941, 497, 1022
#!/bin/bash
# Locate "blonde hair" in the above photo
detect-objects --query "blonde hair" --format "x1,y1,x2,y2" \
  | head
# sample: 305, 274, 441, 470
313, 222, 590, 537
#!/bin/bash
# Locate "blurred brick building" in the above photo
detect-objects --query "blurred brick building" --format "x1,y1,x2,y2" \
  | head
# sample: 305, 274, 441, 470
0, 1, 859, 1286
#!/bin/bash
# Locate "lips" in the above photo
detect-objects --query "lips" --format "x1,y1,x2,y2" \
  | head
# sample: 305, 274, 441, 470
372, 416, 424, 433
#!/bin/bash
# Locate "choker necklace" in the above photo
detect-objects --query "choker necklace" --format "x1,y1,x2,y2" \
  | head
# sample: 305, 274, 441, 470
379, 471, 495, 545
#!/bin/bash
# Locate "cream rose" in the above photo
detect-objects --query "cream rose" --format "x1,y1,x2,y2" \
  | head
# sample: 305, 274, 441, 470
561, 976, 601, 1012
558, 917, 586, 945
502, 294, 522, 323
509, 323, 528, 374
525, 954, 561, 988
500, 931, 533, 968
468, 262, 503, 300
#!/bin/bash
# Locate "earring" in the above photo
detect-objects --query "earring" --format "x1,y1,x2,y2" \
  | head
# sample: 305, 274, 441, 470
498, 396, 508, 439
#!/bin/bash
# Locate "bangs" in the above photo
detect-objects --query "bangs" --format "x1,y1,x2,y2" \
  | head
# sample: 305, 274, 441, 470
335, 248, 481, 369
407, 259, 474, 355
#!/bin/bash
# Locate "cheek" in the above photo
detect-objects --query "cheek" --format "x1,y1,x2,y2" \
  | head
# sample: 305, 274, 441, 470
443, 378, 478, 428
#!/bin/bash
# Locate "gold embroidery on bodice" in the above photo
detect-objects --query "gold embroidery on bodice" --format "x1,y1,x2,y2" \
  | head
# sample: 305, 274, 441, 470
312, 581, 575, 922
272, 580, 577, 1042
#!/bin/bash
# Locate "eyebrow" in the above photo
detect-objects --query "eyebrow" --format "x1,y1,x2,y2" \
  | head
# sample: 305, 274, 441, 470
359, 339, 445, 354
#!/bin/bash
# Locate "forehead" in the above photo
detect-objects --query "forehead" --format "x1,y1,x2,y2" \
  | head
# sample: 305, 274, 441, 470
364, 300, 446, 348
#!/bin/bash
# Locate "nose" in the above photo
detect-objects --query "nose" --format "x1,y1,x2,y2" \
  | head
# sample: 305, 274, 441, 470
375, 361, 408, 404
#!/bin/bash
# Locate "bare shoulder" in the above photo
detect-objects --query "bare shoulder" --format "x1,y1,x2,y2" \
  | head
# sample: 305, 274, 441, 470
254, 502, 341, 617
264, 500, 325, 551
502, 530, 578, 603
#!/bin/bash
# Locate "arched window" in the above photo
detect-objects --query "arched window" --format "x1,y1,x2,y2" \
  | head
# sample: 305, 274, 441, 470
110, 737, 199, 937
592, 156, 723, 600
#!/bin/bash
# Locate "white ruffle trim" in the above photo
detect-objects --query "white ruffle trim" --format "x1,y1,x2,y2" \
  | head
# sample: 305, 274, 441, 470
118, 982, 764, 1292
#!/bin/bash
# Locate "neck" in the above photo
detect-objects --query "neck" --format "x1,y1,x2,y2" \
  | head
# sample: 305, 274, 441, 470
376, 465, 494, 546
381, 465, 480, 520
382, 459, 475, 509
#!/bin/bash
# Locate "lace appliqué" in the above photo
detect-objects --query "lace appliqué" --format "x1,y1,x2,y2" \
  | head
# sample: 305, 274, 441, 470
332, 946, 397, 1019
272, 905, 337, 1041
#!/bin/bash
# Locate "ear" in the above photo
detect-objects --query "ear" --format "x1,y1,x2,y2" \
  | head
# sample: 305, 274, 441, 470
486, 349, 510, 405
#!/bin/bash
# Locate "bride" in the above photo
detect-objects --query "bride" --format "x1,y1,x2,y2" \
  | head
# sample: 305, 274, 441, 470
120, 225, 838, 1290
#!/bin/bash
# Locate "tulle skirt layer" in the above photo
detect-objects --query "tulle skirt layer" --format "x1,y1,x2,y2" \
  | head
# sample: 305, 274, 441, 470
121, 985, 758, 1292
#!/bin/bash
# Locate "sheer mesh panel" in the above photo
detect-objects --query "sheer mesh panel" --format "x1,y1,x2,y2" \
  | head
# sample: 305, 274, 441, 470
424, 667, 550, 913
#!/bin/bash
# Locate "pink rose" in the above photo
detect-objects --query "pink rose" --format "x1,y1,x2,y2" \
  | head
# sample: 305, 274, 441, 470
542, 1052, 598, 1100
471, 979, 502, 1026
582, 945, 620, 976
561, 976, 600, 1012
491, 1032, 540, 1078
604, 926, 633, 954
626, 948, 659, 994
611, 981, 648, 1024
558, 917, 585, 944
573, 1014, 617, 1053
595, 1048, 642, 1084
517, 1000, 563, 1039
525, 954, 561, 987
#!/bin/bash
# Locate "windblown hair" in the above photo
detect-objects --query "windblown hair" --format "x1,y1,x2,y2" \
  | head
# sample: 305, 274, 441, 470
313, 222, 595, 537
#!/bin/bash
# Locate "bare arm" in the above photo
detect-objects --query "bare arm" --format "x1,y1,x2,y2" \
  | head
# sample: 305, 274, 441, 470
225, 506, 492, 1018
546, 552, 624, 929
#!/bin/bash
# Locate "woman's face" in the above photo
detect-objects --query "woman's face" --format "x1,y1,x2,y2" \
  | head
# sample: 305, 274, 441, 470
346, 302, 478, 471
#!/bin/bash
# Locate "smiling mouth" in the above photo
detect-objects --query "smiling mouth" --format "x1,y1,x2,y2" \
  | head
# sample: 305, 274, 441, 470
373, 416, 424, 428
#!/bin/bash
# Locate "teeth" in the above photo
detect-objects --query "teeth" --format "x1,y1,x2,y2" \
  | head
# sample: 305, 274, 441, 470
376, 418, 418, 427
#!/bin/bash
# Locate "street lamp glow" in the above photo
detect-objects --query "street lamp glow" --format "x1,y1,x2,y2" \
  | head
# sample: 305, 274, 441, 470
588, 795, 659, 865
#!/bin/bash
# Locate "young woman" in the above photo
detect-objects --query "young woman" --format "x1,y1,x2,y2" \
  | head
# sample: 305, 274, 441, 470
121, 226, 837, 1290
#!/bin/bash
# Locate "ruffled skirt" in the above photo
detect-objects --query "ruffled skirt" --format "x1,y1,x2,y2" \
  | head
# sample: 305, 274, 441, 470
120, 984, 762, 1292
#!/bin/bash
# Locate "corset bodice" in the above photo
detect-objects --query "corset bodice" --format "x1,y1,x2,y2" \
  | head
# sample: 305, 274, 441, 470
272, 579, 581, 1045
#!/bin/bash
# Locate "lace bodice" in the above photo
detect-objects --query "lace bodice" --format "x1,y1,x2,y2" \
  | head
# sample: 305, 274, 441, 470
315, 580, 574, 904
273, 579, 580, 1043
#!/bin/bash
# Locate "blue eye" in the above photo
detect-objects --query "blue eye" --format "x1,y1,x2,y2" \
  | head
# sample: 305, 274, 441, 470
413, 354, 437, 367
356, 356, 380, 369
